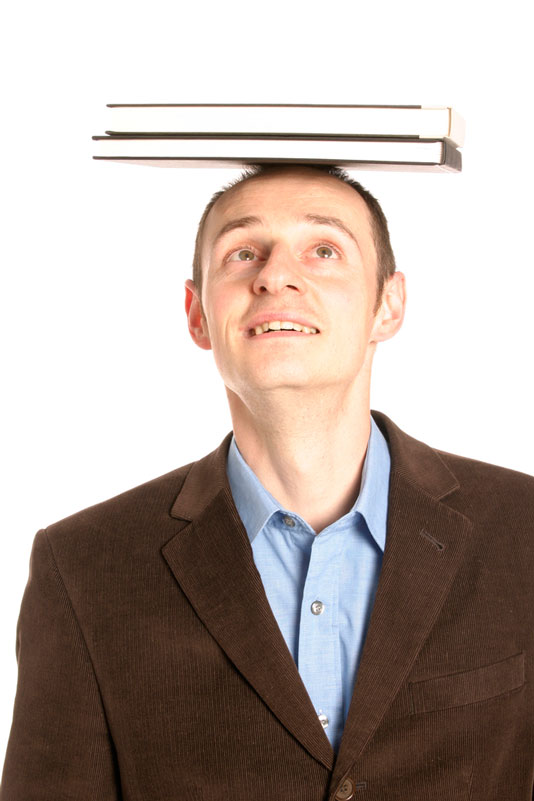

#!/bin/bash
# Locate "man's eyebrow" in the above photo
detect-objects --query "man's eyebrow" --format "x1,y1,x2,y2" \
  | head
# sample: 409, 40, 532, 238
212, 216, 263, 248
212, 213, 360, 249
303, 214, 359, 247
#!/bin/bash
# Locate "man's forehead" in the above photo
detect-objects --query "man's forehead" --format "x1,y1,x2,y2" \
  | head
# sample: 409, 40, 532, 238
205, 169, 372, 243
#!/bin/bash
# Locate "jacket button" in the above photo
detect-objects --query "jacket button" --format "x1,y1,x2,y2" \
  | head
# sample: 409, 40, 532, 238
335, 778, 355, 800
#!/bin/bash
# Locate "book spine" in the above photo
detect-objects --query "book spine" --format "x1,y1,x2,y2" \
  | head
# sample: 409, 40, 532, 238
440, 140, 462, 172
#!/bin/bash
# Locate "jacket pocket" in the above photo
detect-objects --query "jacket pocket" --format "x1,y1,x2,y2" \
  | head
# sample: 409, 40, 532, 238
409, 651, 525, 714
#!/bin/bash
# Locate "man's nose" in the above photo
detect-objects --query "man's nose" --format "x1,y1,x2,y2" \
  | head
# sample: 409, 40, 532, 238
251, 246, 304, 295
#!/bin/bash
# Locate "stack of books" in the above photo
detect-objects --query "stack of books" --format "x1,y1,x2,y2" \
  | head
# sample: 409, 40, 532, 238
92, 104, 464, 172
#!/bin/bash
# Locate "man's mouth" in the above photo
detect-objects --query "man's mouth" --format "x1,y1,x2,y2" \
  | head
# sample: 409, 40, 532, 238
249, 321, 320, 337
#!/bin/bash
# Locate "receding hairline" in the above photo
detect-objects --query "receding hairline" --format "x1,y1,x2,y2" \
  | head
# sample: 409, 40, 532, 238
208, 163, 371, 216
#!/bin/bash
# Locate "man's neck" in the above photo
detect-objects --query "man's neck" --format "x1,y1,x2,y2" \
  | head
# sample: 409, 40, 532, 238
227, 384, 372, 534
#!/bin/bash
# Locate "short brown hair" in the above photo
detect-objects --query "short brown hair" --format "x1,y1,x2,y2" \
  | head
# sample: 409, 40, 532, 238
191, 163, 396, 315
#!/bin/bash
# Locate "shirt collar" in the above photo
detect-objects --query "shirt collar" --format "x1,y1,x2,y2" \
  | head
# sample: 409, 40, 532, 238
226, 415, 390, 552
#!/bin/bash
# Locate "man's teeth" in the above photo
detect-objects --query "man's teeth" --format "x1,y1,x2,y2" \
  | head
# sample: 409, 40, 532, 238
253, 321, 318, 336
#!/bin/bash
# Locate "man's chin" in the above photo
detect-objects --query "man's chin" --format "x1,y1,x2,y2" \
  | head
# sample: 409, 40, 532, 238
228, 373, 330, 397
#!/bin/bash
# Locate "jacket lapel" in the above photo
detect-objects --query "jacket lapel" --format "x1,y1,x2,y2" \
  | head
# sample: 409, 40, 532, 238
330, 411, 473, 788
162, 412, 473, 781
161, 435, 335, 771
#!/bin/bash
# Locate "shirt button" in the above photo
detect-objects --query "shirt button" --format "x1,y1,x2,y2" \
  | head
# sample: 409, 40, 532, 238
335, 778, 355, 800
283, 515, 295, 527
318, 712, 329, 728
311, 600, 325, 615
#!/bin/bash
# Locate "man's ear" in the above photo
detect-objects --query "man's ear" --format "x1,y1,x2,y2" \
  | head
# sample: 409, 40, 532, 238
185, 279, 212, 350
370, 271, 407, 344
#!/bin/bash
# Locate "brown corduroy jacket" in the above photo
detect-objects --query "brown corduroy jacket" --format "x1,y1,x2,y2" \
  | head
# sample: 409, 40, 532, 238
1, 410, 533, 801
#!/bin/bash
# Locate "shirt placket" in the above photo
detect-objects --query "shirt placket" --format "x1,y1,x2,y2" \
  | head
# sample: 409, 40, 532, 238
297, 530, 344, 749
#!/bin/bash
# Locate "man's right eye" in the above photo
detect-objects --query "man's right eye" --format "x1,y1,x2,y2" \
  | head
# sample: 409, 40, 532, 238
227, 248, 256, 262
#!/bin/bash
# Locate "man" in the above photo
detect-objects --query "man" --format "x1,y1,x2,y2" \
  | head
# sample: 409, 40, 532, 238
1, 164, 533, 800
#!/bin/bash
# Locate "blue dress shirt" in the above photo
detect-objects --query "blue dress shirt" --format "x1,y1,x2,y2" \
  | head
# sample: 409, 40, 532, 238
226, 416, 391, 753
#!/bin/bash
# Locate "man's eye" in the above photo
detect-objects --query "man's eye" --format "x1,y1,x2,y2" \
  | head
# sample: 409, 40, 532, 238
228, 248, 256, 262
314, 245, 338, 259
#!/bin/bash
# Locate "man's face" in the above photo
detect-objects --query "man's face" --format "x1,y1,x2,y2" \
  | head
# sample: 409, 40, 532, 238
186, 168, 403, 403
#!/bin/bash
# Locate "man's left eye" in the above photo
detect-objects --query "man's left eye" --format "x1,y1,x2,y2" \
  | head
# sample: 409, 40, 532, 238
228, 248, 256, 261
315, 245, 337, 258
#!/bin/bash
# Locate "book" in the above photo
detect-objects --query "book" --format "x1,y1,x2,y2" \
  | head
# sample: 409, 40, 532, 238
104, 104, 465, 148
92, 135, 462, 173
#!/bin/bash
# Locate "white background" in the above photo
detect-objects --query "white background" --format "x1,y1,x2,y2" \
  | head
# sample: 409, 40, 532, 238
1, 0, 533, 765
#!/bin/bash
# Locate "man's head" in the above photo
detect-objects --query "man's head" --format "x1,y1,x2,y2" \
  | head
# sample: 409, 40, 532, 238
185, 164, 406, 406
191, 164, 396, 317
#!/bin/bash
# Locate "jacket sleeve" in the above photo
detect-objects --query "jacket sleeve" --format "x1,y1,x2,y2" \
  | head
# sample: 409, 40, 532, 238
0, 529, 121, 800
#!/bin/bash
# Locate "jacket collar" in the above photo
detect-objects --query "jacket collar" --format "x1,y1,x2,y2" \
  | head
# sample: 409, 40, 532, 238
170, 410, 461, 523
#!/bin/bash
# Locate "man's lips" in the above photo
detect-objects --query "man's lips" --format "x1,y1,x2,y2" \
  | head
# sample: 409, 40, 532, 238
248, 328, 319, 339
244, 313, 320, 337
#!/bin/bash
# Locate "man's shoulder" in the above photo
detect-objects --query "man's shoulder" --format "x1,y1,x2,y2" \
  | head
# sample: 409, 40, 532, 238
434, 443, 534, 492
374, 410, 534, 496
432, 443, 534, 525
373, 410, 533, 525
44, 458, 197, 558
433, 439, 531, 477
35, 432, 235, 578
